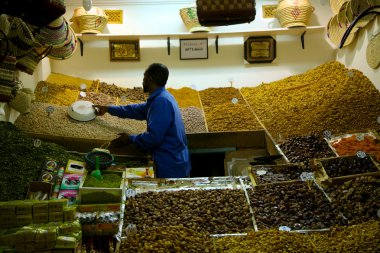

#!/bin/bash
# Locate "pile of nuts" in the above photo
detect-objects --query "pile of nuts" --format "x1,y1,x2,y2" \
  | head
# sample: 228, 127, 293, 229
319, 156, 378, 178
248, 182, 345, 230
88, 81, 145, 101
123, 189, 253, 235
180, 106, 207, 133
199, 87, 245, 107
324, 176, 380, 224
80, 92, 116, 105
120, 226, 215, 253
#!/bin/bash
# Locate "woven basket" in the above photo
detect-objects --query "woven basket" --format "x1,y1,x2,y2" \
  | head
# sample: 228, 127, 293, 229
327, 14, 356, 47
70, 7, 108, 34
179, 7, 211, 33
329, 0, 348, 14
274, 0, 315, 28
348, 0, 376, 29
48, 26, 77, 60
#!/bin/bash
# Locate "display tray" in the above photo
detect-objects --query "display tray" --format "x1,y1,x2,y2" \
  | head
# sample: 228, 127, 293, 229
326, 130, 380, 162
247, 180, 346, 231
79, 170, 125, 204
250, 163, 309, 186
125, 176, 249, 193
312, 155, 380, 184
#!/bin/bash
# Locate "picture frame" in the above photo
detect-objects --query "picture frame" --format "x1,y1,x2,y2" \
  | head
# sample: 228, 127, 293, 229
244, 36, 276, 63
180, 38, 208, 60
109, 40, 140, 61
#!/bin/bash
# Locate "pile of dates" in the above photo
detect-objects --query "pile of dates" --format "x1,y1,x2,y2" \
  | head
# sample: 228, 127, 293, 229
320, 156, 378, 178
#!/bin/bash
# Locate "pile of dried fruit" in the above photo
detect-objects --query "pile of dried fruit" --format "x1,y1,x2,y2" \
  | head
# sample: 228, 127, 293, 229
0, 122, 82, 201
34, 81, 79, 106
199, 87, 245, 107
180, 106, 207, 133
241, 61, 380, 139
88, 81, 145, 101
248, 182, 345, 230
318, 156, 378, 178
252, 164, 309, 185
120, 226, 214, 253
124, 189, 253, 234
279, 134, 336, 167
323, 176, 380, 224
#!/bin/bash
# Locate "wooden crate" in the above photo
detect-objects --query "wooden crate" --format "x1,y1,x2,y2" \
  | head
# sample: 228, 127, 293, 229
250, 163, 307, 186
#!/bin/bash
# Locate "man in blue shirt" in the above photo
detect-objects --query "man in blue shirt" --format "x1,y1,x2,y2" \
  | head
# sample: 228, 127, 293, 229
93, 63, 191, 178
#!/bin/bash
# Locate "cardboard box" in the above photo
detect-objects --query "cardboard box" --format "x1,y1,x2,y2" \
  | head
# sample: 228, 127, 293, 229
0, 215, 16, 228
49, 212, 63, 223
16, 202, 34, 215
0, 201, 16, 215
16, 215, 33, 226
33, 201, 49, 214
60, 174, 84, 190
49, 199, 68, 213
33, 213, 49, 224
35, 227, 57, 243
65, 160, 86, 175
15, 242, 35, 253
27, 182, 53, 201
34, 241, 56, 251
63, 207, 76, 223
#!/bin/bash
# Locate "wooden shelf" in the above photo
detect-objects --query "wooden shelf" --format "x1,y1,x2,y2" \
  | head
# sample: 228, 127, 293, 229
75, 26, 325, 41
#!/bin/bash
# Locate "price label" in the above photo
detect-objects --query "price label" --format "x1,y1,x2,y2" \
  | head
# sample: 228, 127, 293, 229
231, 98, 238, 104
190, 84, 197, 90
323, 130, 332, 139
126, 188, 136, 198
356, 151, 366, 158
41, 86, 48, 93
33, 139, 41, 147
347, 71, 354, 78
80, 83, 87, 90
294, 223, 302, 230
300, 172, 314, 181
356, 134, 364, 141
256, 169, 267, 176
46, 106, 54, 117
279, 226, 291, 232
79, 91, 86, 97
121, 95, 127, 103
125, 224, 137, 236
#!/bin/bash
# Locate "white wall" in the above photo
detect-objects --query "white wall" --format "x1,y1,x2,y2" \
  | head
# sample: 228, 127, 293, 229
44, 0, 336, 90
336, 16, 380, 90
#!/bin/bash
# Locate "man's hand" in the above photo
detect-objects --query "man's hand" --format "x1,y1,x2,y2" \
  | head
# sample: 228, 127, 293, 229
110, 133, 131, 148
92, 105, 109, 116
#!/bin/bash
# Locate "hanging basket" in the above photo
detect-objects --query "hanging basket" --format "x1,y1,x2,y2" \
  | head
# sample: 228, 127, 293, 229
70, 7, 108, 34
274, 0, 315, 28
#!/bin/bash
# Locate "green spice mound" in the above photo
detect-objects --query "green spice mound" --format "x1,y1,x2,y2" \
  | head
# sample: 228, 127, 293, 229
83, 173, 121, 188
0, 122, 82, 201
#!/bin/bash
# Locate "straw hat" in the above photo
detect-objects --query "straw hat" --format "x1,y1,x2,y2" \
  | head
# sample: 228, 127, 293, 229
180, 7, 211, 33
48, 26, 78, 60
70, 7, 108, 34
327, 14, 356, 47
274, 0, 315, 28
347, 0, 376, 29
366, 32, 380, 69
35, 16, 69, 48
329, 0, 348, 14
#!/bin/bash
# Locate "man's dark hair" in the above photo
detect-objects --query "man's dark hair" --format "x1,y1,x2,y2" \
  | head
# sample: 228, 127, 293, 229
146, 63, 169, 86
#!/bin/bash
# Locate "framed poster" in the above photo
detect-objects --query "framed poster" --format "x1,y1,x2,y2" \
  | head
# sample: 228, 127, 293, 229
109, 40, 140, 61
244, 36, 276, 63
180, 38, 208, 60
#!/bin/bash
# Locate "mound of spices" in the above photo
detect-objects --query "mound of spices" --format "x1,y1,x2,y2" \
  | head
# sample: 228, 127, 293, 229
0, 122, 82, 201
241, 61, 380, 139
323, 176, 380, 224
181, 106, 207, 133
167, 87, 202, 108
120, 226, 215, 253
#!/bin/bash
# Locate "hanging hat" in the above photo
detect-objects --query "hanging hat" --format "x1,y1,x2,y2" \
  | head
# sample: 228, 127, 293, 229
0, 56, 18, 102
70, 7, 108, 34
180, 7, 211, 33
7, 17, 38, 58
48, 26, 78, 60
16, 47, 51, 75
35, 16, 69, 48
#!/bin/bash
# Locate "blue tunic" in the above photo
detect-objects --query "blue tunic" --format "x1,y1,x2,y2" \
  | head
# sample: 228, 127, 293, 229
108, 87, 191, 178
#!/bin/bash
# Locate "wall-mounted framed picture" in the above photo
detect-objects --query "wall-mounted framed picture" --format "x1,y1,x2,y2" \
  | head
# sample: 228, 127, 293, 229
244, 36, 276, 63
109, 40, 140, 61
180, 38, 208, 60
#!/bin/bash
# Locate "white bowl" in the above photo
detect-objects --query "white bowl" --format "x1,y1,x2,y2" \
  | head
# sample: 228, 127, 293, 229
68, 100, 96, 121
